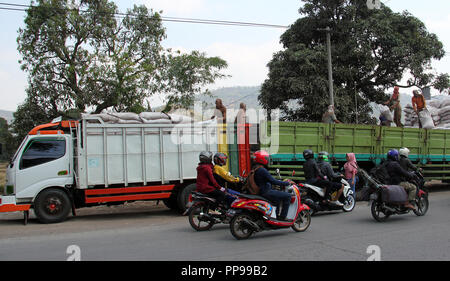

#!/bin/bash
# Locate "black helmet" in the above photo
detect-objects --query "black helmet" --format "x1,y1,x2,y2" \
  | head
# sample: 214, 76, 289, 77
199, 151, 213, 164
213, 152, 228, 166
303, 149, 314, 160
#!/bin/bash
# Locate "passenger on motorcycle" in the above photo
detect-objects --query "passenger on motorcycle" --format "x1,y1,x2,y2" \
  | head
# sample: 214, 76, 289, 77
317, 151, 343, 181
213, 153, 242, 188
252, 150, 293, 221
303, 149, 344, 206
385, 149, 416, 210
212, 152, 242, 204
196, 151, 227, 206
399, 147, 421, 173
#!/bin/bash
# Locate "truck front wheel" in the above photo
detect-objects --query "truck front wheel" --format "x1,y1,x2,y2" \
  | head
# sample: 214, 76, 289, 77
34, 188, 71, 224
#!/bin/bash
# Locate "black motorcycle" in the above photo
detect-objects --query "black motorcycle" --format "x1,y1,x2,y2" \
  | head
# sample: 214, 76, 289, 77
359, 169, 429, 222
184, 191, 233, 231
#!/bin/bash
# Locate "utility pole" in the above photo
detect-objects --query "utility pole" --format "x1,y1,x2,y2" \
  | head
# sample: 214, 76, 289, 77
318, 27, 334, 106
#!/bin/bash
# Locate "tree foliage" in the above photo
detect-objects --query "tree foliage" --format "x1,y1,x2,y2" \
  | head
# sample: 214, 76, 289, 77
259, 0, 448, 123
14, 0, 227, 137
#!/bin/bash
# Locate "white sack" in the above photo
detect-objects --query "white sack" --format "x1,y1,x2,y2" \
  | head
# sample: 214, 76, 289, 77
418, 109, 435, 129
139, 112, 170, 120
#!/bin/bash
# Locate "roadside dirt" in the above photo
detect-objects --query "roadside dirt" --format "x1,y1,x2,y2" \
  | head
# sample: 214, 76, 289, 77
0, 201, 186, 239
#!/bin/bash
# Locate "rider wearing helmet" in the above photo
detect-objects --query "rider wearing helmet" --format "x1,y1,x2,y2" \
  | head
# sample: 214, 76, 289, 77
317, 151, 342, 181
213, 153, 241, 188
398, 147, 420, 173
303, 149, 344, 206
196, 151, 227, 205
251, 150, 292, 221
385, 149, 416, 210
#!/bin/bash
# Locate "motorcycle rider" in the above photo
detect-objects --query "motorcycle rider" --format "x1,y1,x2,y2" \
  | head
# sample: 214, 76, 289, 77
317, 151, 343, 181
399, 147, 421, 173
251, 150, 292, 221
303, 149, 344, 206
196, 151, 227, 206
385, 149, 416, 210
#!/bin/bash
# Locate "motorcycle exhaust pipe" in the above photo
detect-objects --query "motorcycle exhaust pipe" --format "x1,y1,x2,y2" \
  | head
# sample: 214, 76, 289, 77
383, 206, 396, 214
304, 198, 319, 210
241, 217, 261, 232
199, 212, 215, 223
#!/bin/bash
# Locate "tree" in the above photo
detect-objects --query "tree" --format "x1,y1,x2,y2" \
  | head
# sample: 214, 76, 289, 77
259, 0, 448, 123
15, 0, 227, 134
0, 118, 16, 161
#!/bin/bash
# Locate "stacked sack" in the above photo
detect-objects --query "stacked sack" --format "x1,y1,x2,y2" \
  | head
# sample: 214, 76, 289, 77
404, 96, 450, 129
82, 112, 193, 124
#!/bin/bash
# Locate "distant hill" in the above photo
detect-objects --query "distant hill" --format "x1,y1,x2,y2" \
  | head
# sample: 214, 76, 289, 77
0, 110, 13, 124
197, 86, 262, 109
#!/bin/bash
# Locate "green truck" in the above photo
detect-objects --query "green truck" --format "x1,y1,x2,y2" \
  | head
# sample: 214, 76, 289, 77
260, 121, 450, 182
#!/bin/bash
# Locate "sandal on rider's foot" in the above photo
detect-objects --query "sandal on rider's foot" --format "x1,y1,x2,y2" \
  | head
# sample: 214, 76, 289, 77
405, 203, 416, 210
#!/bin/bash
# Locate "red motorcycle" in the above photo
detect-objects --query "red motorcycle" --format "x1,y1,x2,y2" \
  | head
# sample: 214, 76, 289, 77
226, 182, 311, 240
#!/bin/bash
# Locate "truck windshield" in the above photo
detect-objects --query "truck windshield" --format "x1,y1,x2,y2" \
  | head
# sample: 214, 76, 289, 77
20, 138, 66, 169
10, 136, 28, 165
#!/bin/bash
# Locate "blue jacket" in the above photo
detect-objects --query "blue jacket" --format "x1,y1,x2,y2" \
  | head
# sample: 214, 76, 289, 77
254, 166, 290, 195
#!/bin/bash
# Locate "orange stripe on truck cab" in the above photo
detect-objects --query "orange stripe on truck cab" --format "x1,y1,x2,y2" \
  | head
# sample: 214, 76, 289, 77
0, 204, 31, 213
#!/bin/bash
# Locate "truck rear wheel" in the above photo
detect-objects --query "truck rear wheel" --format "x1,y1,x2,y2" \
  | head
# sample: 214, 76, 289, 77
177, 183, 197, 212
34, 188, 71, 224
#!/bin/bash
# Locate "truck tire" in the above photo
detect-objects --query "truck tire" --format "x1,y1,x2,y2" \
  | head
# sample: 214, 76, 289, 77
177, 183, 197, 212
34, 188, 71, 224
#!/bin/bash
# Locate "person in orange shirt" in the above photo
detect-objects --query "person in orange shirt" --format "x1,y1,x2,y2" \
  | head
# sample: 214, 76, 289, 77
411, 90, 427, 128
384, 86, 403, 127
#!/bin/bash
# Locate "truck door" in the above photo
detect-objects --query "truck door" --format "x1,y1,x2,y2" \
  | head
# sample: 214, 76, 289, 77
14, 136, 72, 199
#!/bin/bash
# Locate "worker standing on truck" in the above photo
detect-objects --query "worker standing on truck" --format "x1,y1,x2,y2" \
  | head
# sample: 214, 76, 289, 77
322, 105, 342, 124
211, 98, 227, 124
196, 151, 227, 206
384, 86, 403, 128
412, 90, 427, 128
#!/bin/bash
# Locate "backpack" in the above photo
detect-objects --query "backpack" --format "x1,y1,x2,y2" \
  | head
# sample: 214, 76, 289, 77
243, 166, 262, 195
370, 161, 390, 184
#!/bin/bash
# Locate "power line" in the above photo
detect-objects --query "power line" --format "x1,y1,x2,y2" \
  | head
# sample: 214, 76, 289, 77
0, 2, 289, 29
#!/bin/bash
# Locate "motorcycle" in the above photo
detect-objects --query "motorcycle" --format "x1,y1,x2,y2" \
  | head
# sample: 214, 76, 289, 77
226, 182, 311, 240
184, 172, 247, 231
359, 169, 429, 222
184, 190, 239, 231
300, 176, 355, 215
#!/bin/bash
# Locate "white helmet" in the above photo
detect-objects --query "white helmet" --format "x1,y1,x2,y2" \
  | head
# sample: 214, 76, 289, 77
399, 147, 410, 157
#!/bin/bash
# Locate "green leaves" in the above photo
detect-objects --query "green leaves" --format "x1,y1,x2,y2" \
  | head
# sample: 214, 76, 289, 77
260, 0, 448, 123
14, 0, 227, 139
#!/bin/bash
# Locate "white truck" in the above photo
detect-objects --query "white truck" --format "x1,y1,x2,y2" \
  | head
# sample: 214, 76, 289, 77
0, 115, 219, 224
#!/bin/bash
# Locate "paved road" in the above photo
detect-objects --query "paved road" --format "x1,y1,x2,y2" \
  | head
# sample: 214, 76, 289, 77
0, 189, 449, 261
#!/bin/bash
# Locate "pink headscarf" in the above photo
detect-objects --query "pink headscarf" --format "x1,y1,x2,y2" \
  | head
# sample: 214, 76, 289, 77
344, 153, 358, 179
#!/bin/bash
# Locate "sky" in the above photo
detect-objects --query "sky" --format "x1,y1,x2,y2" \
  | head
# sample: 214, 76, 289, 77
0, 0, 449, 112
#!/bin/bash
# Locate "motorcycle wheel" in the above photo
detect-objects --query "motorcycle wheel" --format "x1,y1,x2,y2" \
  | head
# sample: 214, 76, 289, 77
342, 195, 356, 212
413, 195, 429, 216
230, 213, 254, 240
188, 202, 215, 231
292, 210, 311, 232
370, 201, 390, 222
